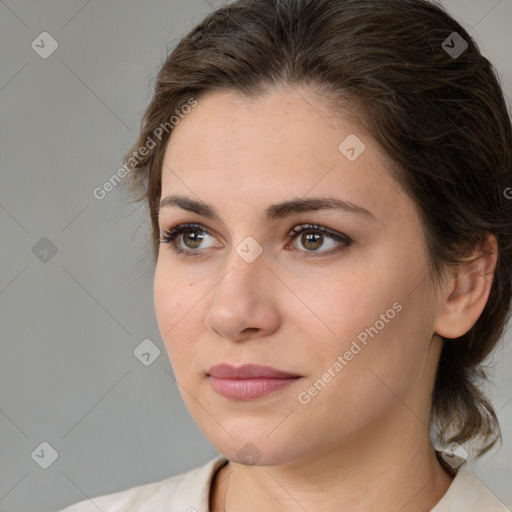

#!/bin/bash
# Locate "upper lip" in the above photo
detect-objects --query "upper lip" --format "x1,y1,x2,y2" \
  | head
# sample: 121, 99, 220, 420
207, 364, 301, 379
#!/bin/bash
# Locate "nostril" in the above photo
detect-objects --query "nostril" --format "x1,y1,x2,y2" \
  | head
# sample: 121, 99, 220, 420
242, 327, 259, 334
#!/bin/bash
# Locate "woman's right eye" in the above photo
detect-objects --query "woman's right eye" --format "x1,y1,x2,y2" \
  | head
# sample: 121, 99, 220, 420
159, 223, 222, 257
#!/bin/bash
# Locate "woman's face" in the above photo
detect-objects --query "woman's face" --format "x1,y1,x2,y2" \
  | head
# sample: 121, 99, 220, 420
154, 87, 444, 466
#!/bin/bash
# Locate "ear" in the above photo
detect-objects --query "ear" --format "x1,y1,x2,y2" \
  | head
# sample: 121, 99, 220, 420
434, 234, 498, 339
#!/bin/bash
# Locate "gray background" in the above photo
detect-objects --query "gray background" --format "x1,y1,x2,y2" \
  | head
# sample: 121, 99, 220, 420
0, 1, 511, 511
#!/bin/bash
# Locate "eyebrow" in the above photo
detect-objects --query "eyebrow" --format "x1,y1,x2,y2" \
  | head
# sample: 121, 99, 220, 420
159, 195, 375, 221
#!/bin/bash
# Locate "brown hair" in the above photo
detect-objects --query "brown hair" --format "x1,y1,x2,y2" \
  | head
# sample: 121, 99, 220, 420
122, 0, 512, 457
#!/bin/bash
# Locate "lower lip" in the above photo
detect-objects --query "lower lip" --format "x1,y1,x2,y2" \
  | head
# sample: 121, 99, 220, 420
208, 377, 300, 400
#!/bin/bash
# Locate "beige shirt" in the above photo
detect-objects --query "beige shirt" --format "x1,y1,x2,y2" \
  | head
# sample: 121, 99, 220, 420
59, 455, 510, 511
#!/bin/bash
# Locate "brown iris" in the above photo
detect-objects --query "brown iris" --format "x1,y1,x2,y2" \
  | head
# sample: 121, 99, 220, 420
183, 230, 204, 249
301, 232, 323, 251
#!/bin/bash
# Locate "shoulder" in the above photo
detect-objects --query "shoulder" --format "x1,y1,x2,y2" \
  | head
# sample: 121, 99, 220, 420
58, 455, 229, 512
432, 462, 510, 511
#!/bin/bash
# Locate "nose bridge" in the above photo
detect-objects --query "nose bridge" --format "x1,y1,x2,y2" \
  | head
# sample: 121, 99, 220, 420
204, 240, 279, 339
213, 241, 268, 308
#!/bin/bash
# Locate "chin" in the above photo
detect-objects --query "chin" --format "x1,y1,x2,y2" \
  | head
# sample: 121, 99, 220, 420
202, 419, 309, 467
218, 441, 303, 467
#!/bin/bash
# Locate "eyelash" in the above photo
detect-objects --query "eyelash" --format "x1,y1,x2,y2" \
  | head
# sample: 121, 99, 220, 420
158, 223, 353, 259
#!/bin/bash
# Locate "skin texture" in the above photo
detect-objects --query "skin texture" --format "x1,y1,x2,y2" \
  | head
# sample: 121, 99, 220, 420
153, 86, 497, 512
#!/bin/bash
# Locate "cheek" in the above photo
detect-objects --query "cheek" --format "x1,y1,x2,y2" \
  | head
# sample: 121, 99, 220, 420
153, 268, 176, 336
153, 264, 200, 362
298, 267, 394, 347
297, 253, 425, 382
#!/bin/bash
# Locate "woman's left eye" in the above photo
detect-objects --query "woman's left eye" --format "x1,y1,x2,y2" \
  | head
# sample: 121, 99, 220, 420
287, 224, 352, 256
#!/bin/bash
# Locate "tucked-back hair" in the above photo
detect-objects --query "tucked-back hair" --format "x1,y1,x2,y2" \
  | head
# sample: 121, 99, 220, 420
122, 0, 512, 458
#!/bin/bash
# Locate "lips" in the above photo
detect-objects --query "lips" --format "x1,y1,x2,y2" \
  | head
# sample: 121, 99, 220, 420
207, 364, 302, 400
207, 363, 301, 379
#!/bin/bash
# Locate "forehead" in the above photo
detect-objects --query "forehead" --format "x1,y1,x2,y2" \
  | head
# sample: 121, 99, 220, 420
164, 87, 359, 167
160, 87, 411, 226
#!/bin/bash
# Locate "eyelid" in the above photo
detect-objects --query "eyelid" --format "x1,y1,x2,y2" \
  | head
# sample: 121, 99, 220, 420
287, 223, 350, 243
159, 222, 221, 248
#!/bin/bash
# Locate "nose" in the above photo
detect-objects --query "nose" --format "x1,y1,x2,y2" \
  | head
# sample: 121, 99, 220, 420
204, 248, 281, 342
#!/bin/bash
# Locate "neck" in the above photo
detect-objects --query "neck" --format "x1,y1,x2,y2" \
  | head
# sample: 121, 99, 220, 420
210, 416, 454, 512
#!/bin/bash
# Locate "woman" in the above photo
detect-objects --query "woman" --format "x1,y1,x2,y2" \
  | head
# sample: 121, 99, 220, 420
60, 0, 512, 510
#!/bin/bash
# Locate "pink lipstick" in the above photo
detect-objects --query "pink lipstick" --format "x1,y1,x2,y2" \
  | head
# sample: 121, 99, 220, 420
207, 364, 301, 400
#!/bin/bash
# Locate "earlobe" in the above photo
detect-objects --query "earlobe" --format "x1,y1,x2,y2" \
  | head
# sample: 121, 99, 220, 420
434, 234, 498, 340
